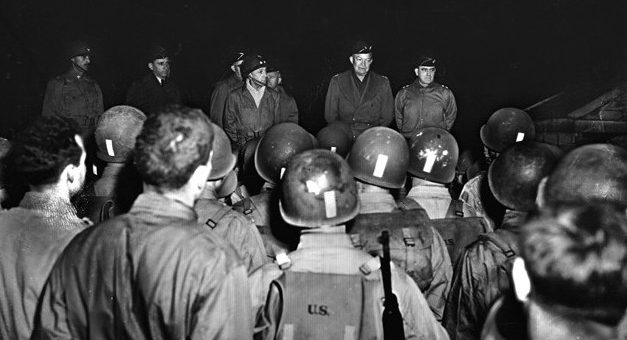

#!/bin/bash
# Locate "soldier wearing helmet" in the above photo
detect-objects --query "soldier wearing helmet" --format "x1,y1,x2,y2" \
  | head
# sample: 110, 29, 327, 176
540, 143, 627, 209
444, 141, 560, 340
404, 127, 475, 219
33, 106, 253, 339
346, 127, 453, 321
74, 105, 146, 223
324, 41, 394, 140
315, 121, 353, 157
223, 54, 280, 149
126, 45, 183, 115
251, 149, 449, 339
266, 63, 299, 124
233, 123, 316, 260
209, 50, 246, 127
42, 40, 103, 139
193, 122, 267, 273
395, 56, 457, 137
459, 108, 536, 230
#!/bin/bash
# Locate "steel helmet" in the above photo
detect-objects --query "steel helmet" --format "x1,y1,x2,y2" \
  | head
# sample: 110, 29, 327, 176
240, 54, 267, 78
207, 122, 237, 180
254, 122, 316, 185
280, 149, 360, 227
66, 40, 92, 59
347, 127, 409, 189
95, 105, 146, 163
488, 142, 559, 211
407, 127, 459, 184
544, 144, 627, 208
215, 170, 238, 198
238, 137, 261, 178
480, 108, 535, 152
316, 124, 352, 157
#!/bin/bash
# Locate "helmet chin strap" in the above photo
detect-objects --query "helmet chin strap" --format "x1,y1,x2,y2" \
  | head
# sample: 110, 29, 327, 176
249, 77, 266, 88
71, 60, 88, 74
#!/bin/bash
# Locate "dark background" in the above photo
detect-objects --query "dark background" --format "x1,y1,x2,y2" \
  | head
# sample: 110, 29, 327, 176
1, 0, 626, 152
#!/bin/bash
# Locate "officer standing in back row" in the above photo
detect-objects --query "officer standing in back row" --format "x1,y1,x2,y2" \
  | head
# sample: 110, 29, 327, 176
42, 41, 103, 139
209, 51, 245, 127
395, 56, 457, 137
324, 41, 394, 140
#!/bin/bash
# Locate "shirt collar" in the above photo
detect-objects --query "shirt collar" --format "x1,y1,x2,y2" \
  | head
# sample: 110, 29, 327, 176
20, 191, 79, 217
246, 79, 266, 95
358, 192, 397, 213
130, 192, 197, 222
297, 229, 354, 250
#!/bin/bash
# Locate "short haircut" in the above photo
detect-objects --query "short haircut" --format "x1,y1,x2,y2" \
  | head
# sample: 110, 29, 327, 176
134, 105, 214, 190
11, 116, 82, 186
521, 202, 627, 325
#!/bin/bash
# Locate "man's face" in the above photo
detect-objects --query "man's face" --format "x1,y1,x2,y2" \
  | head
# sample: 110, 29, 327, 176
349, 53, 373, 77
70, 135, 87, 197
231, 60, 244, 81
266, 71, 281, 89
415, 66, 436, 86
148, 57, 170, 79
248, 67, 267, 86
71, 55, 91, 72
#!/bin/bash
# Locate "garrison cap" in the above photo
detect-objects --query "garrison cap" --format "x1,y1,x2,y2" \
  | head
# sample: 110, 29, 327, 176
350, 40, 373, 55
146, 45, 169, 62
417, 56, 437, 68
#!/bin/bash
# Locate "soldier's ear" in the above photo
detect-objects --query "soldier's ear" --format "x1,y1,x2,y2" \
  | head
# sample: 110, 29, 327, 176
349, 56, 354, 64
414, 68, 420, 77
512, 257, 531, 302
535, 177, 548, 209
147, 62, 154, 71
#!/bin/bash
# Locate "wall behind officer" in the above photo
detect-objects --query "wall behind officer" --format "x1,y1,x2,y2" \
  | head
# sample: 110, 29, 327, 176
42, 41, 104, 140
481, 202, 627, 340
444, 142, 559, 340
224, 54, 280, 149
266, 64, 299, 124
347, 126, 453, 321
395, 56, 458, 137
209, 51, 245, 127
32, 106, 253, 339
0, 116, 90, 340
252, 149, 449, 339
126, 45, 183, 115
194, 122, 267, 273
324, 41, 394, 140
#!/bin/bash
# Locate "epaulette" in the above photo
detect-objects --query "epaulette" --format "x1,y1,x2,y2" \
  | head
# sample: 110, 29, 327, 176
440, 84, 449, 89
401, 84, 411, 89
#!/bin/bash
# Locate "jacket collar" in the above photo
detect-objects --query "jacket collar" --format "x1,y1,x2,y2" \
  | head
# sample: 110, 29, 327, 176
20, 191, 79, 217
130, 192, 197, 222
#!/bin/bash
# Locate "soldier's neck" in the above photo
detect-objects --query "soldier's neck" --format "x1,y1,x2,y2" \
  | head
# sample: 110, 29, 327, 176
356, 181, 388, 193
69, 65, 85, 78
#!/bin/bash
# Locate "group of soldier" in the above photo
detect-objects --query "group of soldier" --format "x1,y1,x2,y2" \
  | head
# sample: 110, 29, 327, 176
0, 38, 625, 340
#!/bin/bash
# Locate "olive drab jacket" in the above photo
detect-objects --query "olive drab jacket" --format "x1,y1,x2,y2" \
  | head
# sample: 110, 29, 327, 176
224, 83, 280, 149
444, 210, 527, 340
276, 86, 299, 124
0, 192, 90, 340
251, 231, 450, 340
324, 70, 394, 139
194, 196, 268, 273
42, 70, 103, 137
395, 80, 457, 137
32, 193, 253, 340
209, 74, 242, 127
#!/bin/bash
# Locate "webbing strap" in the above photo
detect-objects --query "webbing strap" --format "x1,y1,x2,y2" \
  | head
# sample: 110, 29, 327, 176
349, 234, 362, 249
402, 227, 415, 247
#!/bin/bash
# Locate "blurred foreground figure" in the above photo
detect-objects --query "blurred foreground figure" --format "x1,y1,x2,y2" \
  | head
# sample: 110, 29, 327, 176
32, 106, 253, 339
324, 41, 394, 139
42, 41, 103, 139
481, 203, 627, 340
252, 149, 449, 339
0, 137, 11, 209
126, 45, 182, 115
74, 105, 146, 223
444, 142, 559, 340
0, 116, 90, 340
